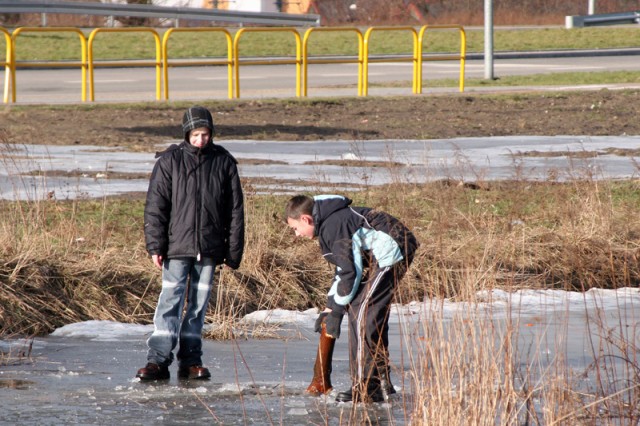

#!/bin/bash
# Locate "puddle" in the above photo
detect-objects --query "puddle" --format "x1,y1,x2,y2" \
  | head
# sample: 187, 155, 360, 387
1, 136, 639, 199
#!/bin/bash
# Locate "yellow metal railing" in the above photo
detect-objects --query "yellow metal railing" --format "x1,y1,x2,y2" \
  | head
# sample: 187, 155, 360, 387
362, 26, 419, 96
1, 27, 12, 103
417, 25, 466, 93
11, 27, 87, 102
3, 24, 466, 102
233, 27, 302, 98
87, 27, 162, 101
302, 27, 364, 97
162, 28, 234, 100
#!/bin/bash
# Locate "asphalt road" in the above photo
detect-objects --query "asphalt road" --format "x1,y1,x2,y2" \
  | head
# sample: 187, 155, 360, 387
3, 50, 640, 104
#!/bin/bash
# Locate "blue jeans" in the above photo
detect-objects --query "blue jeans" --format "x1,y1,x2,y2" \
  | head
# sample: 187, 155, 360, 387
146, 257, 215, 368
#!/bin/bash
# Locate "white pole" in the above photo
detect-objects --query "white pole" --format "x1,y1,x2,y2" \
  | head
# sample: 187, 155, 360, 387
588, 0, 595, 15
484, 0, 494, 80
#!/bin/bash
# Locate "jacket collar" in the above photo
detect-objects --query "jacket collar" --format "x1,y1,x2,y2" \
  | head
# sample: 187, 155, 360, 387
181, 140, 215, 155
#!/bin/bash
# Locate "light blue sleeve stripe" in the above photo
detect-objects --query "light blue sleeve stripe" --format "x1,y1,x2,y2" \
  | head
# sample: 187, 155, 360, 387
314, 194, 346, 202
328, 226, 403, 306
356, 227, 403, 267
327, 234, 365, 306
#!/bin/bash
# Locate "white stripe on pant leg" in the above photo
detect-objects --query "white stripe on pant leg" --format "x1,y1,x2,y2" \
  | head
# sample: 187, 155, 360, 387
355, 266, 390, 383
196, 282, 212, 290
161, 280, 180, 289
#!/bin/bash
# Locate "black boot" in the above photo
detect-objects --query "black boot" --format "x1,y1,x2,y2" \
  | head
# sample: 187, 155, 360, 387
379, 364, 396, 397
335, 389, 354, 402
381, 377, 396, 397
335, 383, 385, 403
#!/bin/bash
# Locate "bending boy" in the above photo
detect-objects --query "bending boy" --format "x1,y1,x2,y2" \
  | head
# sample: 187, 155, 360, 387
285, 194, 418, 403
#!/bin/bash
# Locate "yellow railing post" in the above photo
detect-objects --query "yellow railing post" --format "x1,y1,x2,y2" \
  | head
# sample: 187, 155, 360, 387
302, 27, 364, 97
362, 26, 418, 97
417, 25, 466, 94
88, 28, 161, 101
11, 27, 87, 102
233, 27, 301, 99
1, 27, 12, 103
162, 28, 234, 100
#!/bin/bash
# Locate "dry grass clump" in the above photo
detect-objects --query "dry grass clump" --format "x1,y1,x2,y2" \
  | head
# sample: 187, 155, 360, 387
374, 178, 640, 303
0, 240, 158, 336
408, 274, 637, 416
0, 192, 333, 337
0, 185, 157, 336
1, 175, 640, 338
405, 290, 640, 424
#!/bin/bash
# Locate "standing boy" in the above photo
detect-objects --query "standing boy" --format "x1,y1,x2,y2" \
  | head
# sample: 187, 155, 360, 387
285, 194, 418, 403
136, 106, 245, 381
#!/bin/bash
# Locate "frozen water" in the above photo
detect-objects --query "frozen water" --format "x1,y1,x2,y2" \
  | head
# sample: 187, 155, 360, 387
1, 288, 638, 424
1, 135, 639, 200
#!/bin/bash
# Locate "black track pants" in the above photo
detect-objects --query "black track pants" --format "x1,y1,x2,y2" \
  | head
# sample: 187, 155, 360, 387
346, 263, 404, 391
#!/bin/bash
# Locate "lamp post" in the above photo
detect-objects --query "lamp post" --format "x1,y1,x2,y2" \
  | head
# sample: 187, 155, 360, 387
484, 0, 494, 80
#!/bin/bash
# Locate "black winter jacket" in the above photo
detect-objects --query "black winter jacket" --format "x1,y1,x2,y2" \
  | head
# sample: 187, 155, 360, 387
144, 141, 245, 269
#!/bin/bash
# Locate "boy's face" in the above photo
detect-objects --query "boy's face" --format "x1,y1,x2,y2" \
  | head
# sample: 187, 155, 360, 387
287, 214, 315, 239
189, 127, 211, 148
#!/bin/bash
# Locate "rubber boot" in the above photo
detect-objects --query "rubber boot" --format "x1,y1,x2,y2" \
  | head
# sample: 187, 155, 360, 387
305, 323, 335, 395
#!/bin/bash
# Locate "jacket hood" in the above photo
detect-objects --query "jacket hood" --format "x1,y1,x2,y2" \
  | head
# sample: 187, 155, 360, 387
182, 106, 215, 141
312, 195, 352, 235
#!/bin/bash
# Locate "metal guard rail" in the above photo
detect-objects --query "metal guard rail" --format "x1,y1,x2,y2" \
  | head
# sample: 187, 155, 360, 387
88, 28, 162, 101
1, 25, 466, 103
234, 27, 302, 98
1, 27, 11, 103
163, 28, 234, 101
0, 0, 321, 27
362, 26, 419, 96
10, 27, 88, 102
302, 28, 364, 97
566, 11, 640, 28
417, 25, 466, 94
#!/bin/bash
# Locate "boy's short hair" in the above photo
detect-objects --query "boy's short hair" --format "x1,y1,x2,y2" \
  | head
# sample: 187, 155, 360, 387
285, 195, 314, 220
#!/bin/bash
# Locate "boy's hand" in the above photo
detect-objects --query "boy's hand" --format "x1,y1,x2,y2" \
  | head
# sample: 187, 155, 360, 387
324, 311, 344, 339
151, 254, 163, 269
314, 312, 329, 333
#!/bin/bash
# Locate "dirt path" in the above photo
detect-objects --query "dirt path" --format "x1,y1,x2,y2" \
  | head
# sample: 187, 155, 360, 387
2, 90, 640, 151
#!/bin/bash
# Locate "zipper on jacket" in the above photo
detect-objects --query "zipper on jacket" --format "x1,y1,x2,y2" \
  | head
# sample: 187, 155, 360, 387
195, 149, 202, 261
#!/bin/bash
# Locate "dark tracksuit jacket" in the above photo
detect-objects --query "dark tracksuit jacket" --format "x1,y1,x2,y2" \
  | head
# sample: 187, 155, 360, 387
312, 195, 419, 389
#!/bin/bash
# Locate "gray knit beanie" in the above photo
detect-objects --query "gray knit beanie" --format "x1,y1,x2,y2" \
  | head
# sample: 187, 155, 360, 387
182, 106, 215, 140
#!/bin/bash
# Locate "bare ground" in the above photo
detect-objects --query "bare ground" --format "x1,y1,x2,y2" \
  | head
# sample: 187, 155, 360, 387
2, 89, 640, 150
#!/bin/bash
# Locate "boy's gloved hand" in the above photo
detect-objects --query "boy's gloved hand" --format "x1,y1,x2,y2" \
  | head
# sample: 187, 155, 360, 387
314, 311, 344, 339
314, 312, 329, 333
324, 311, 344, 339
